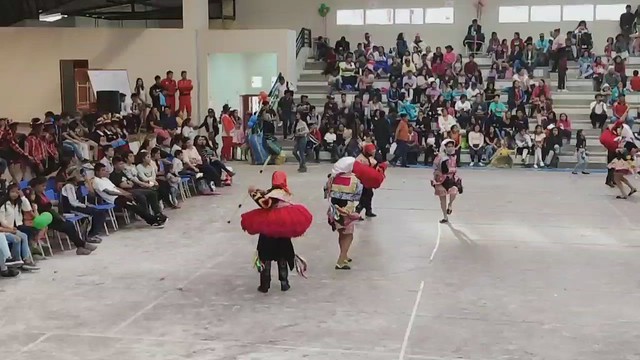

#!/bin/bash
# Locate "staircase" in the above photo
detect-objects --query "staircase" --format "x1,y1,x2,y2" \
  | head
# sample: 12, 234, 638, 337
295, 54, 640, 168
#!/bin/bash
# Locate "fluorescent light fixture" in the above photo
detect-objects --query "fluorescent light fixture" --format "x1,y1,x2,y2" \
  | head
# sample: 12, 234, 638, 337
39, 13, 67, 22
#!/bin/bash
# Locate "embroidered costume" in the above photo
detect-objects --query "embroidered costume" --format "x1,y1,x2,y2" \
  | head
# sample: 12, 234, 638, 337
240, 171, 312, 293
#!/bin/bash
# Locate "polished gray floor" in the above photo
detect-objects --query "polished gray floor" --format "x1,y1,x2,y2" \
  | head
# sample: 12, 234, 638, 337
2, 164, 640, 360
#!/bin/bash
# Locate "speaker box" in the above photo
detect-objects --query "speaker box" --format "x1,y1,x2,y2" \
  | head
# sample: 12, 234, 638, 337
96, 90, 121, 114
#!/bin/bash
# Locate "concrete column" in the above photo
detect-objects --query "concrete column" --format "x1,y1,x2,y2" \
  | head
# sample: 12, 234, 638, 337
183, 0, 209, 30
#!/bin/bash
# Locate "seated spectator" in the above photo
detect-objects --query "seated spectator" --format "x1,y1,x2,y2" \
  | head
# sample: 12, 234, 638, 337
432, 58, 446, 80
514, 109, 529, 131
590, 93, 609, 130
60, 168, 106, 243
464, 55, 479, 84
339, 54, 358, 91
532, 125, 546, 168
544, 126, 563, 167
604, 66, 622, 89
437, 107, 457, 133
557, 113, 572, 142
484, 81, 497, 102
353, 43, 365, 60
335, 36, 350, 53
631, 70, 640, 92
93, 163, 166, 228
0, 183, 39, 268
611, 94, 634, 128
488, 95, 507, 132
401, 83, 414, 104
467, 123, 485, 166
30, 176, 96, 255
149, 148, 177, 208
182, 138, 222, 188
507, 80, 526, 113
389, 57, 403, 80
25, 118, 50, 177
514, 127, 532, 165
510, 32, 525, 55
611, 82, 627, 105
451, 83, 465, 102
471, 94, 488, 124
99, 145, 115, 174
522, 43, 537, 73
613, 55, 628, 88
513, 69, 531, 89
466, 82, 481, 99
402, 57, 416, 76
443, 45, 456, 68
483, 125, 499, 162
509, 45, 524, 73
464, 19, 485, 52
486, 63, 498, 83
486, 32, 500, 54
455, 94, 472, 129
577, 50, 594, 79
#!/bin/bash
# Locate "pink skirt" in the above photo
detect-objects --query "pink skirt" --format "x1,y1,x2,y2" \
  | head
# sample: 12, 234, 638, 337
608, 158, 635, 176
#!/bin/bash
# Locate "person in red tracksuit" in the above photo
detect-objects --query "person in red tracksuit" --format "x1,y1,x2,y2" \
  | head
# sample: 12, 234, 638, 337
160, 70, 177, 113
177, 70, 193, 117
221, 105, 235, 161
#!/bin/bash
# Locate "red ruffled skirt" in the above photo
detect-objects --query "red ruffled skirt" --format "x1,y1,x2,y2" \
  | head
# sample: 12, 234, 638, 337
241, 204, 313, 238
352, 161, 386, 189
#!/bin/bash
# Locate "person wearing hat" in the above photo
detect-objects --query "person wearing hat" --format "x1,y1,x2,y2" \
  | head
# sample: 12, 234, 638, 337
355, 143, 380, 217
0, 118, 34, 183
25, 118, 51, 176
389, 112, 410, 167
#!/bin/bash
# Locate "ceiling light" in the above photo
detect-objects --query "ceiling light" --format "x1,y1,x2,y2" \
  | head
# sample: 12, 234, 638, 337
39, 13, 68, 22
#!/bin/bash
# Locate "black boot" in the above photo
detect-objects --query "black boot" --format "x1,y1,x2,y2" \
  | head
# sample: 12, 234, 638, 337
277, 260, 290, 292
258, 261, 271, 293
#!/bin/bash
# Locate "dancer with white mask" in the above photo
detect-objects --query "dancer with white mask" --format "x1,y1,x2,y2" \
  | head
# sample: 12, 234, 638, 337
431, 139, 463, 223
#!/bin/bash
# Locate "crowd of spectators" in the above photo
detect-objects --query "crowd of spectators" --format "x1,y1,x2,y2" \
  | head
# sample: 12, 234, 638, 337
287, 10, 640, 169
0, 70, 238, 278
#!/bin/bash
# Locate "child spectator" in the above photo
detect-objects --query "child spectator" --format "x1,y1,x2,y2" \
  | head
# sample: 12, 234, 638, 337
532, 125, 546, 168
572, 129, 589, 175
514, 127, 532, 165
164, 162, 181, 207
630, 70, 640, 92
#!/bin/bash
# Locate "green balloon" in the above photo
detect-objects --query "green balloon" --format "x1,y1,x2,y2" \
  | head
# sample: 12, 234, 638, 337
318, 3, 330, 17
33, 212, 53, 230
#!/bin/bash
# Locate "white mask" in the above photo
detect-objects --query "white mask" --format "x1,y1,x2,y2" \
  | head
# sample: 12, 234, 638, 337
446, 147, 456, 155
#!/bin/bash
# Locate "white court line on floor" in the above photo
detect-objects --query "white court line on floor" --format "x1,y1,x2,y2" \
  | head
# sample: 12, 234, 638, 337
429, 222, 442, 263
399, 281, 425, 360
109, 250, 233, 335
20, 332, 52, 353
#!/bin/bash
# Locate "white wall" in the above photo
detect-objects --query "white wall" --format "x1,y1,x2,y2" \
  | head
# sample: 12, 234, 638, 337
234, 0, 628, 54
0, 27, 295, 123
208, 53, 278, 111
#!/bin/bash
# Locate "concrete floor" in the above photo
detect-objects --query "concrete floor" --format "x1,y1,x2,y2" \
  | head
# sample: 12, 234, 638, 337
2, 164, 640, 360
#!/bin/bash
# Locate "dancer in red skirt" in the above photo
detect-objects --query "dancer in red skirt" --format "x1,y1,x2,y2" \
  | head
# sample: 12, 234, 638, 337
241, 171, 312, 293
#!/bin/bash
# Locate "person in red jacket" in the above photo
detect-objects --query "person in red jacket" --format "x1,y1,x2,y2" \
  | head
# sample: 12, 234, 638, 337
177, 70, 193, 117
220, 104, 235, 161
160, 70, 177, 113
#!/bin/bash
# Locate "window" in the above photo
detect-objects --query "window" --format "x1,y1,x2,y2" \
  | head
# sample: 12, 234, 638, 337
251, 76, 263, 88
596, 4, 627, 20
395, 8, 424, 24
365, 9, 393, 25
562, 4, 594, 21
425, 7, 454, 24
336, 9, 364, 25
530, 5, 561, 22
498, 6, 529, 23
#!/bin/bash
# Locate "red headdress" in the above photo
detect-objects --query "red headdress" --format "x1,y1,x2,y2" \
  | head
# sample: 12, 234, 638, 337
271, 170, 290, 194
363, 143, 376, 156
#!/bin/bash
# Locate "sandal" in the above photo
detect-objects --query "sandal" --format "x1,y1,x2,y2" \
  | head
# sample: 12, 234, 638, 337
616, 195, 628, 199
335, 263, 351, 270
446, 207, 453, 215
439, 218, 449, 224
629, 189, 637, 197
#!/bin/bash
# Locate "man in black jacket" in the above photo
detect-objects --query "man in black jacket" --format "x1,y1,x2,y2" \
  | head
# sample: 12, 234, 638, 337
464, 19, 485, 53
620, 4, 635, 48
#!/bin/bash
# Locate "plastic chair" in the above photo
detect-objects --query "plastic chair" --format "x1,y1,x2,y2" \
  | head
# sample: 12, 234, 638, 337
44, 189, 58, 202
19, 180, 29, 190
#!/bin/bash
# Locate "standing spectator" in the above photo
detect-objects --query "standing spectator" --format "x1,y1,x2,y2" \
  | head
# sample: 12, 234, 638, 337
161, 71, 177, 113
396, 33, 408, 58
390, 113, 410, 167
620, 5, 635, 49
220, 105, 235, 161
532, 125, 546, 168
292, 113, 309, 173
550, 28, 567, 73
335, 36, 350, 53
149, 75, 163, 111
277, 90, 295, 138
557, 51, 568, 92
510, 32, 525, 55
572, 129, 590, 174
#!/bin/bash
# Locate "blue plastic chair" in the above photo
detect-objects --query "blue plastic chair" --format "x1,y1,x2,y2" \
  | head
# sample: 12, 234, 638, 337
19, 180, 29, 190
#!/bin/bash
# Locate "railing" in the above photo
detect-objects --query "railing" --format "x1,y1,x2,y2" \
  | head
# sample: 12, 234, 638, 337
265, 28, 311, 106
296, 28, 312, 57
